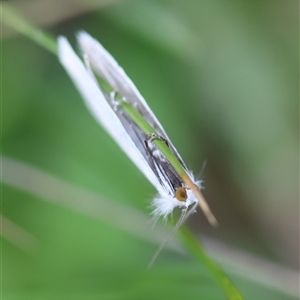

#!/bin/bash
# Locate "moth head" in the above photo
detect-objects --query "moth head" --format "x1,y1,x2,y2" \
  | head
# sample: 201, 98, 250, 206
175, 187, 188, 202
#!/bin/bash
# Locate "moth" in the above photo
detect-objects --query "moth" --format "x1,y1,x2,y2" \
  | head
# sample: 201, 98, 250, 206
58, 32, 217, 237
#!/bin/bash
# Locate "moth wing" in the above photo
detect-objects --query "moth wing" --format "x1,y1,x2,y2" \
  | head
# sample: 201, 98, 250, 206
58, 37, 163, 192
77, 32, 188, 170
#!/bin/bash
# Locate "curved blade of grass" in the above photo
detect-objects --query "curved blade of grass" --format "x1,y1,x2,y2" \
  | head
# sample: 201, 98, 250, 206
2, 7, 243, 300
2, 4, 57, 55
180, 226, 244, 300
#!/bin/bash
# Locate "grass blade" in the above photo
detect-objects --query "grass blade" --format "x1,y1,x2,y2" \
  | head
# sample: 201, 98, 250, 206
2, 4, 57, 55
180, 227, 245, 300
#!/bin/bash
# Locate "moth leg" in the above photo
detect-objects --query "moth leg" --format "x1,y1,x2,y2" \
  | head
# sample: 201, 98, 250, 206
145, 133, 190, 192
143, 133, 175, 195
143, 133, 167, 175
144, 133, 169, 150
110, 91, 128, 111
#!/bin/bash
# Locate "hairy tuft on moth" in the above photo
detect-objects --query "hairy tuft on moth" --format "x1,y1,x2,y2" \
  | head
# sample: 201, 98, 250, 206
58, 31, 217, 265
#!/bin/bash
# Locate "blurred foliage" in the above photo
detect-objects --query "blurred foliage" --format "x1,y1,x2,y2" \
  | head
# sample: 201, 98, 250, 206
2, 0, 299, 299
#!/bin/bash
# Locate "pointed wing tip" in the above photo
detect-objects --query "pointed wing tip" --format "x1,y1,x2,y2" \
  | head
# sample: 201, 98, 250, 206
76, 30, 96, 51
57, 36, 71, 63
76, 30, 89, 42
57, 36, 67, 49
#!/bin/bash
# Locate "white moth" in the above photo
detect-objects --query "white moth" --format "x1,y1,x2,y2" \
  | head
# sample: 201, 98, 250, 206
57, 32, 216, 231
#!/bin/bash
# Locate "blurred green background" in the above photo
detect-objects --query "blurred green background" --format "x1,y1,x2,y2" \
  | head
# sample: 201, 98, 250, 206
2, 0, 299, 299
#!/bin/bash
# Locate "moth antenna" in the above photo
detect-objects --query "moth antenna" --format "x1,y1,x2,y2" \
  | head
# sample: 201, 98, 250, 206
198, 160, 207, 179
148, 206, 189, 269
182, 201, 198, 223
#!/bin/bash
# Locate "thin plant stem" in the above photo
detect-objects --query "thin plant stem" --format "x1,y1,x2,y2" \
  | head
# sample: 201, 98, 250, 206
2, 4, 57, 55
180, 227, 244, 300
